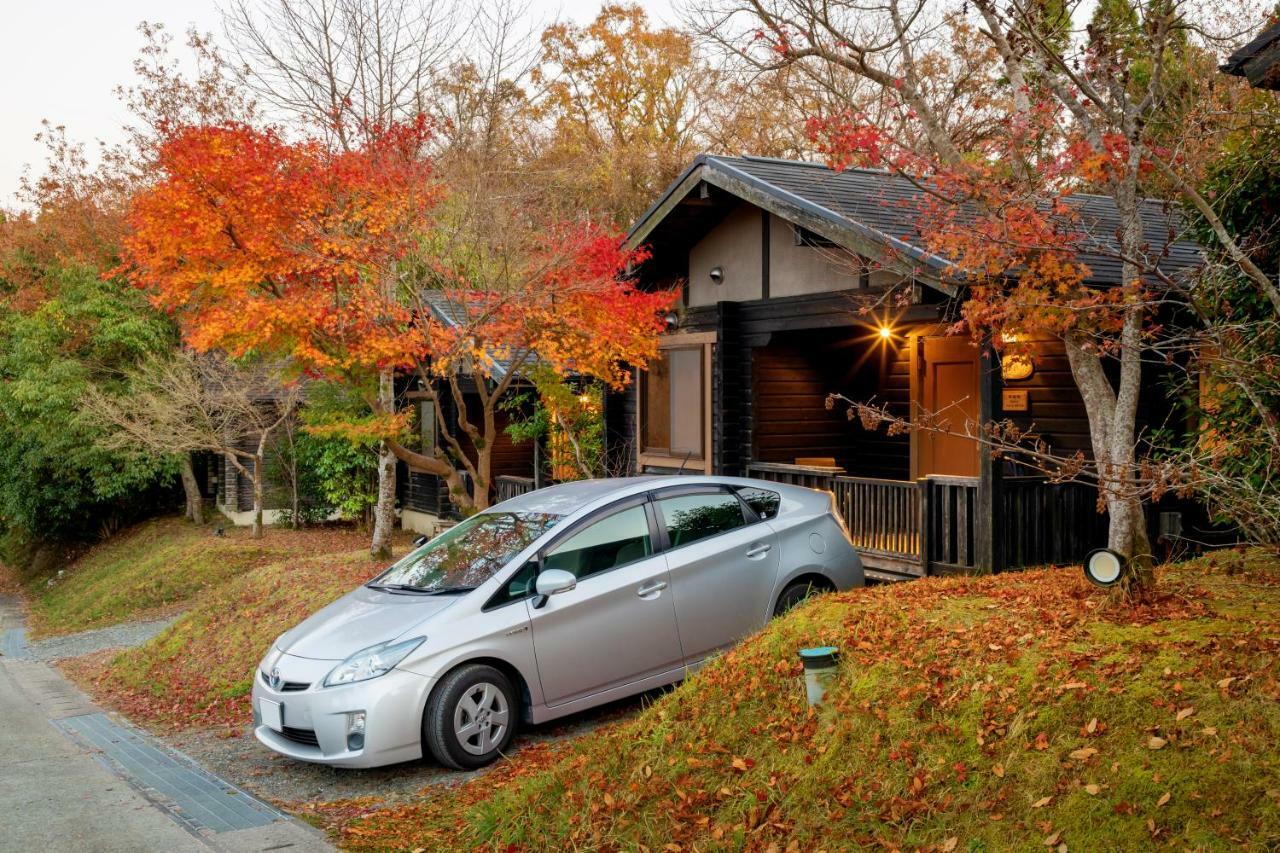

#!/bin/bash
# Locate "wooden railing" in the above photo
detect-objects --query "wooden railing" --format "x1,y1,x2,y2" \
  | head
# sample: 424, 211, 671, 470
920, 476, 979, 574
745, 463, 978, 577
833, 477, 921, 570
496, 475, 537, 503
745, 461, 845, 490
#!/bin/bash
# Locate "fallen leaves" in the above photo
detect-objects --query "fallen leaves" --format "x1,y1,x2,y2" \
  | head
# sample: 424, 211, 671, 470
1157, 792, 1171, 808
1083, 784, 1101, 796
1069, 747, 1098, 761
1175, 706, 1195, 721
1147, 737, 1168, 750
1032, 796, 1053, 808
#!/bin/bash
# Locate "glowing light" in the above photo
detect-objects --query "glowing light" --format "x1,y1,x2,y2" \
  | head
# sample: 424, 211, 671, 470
878, 326, 892, 340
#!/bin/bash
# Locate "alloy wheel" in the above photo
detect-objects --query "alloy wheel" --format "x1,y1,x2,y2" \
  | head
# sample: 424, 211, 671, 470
452, 681, 510, 756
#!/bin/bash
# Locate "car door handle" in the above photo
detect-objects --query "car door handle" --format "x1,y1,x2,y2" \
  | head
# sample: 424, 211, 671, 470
746, 543, 772, 558
636, 580, 668, 598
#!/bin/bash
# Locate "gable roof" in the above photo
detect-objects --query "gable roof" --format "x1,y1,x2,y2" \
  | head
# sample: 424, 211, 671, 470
420, 290, 529, 382
1221, 21, 1280, 89
627, 154, 1202, 292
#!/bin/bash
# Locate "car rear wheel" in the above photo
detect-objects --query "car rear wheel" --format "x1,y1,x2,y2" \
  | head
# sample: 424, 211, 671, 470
423, 664, 517, 770
774, 579, 831, 617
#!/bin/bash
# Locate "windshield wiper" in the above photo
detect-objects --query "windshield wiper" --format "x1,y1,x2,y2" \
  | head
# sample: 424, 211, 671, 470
366, 582, 435, 594
366, 583, 475, 595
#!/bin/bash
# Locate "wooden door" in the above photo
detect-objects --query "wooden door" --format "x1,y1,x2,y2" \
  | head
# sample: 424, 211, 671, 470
917, 336, 981, 477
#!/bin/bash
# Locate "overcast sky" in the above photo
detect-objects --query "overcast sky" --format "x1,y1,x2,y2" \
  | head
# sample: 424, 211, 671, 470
0, 0, 676, 207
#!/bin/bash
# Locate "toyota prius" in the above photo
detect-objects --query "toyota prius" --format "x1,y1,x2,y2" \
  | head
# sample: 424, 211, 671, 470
252, 476, 864, 769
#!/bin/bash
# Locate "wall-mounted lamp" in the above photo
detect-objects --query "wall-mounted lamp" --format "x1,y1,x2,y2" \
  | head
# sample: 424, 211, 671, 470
1000, 332, 1035, 381
709, 265, 725, 285
663, 310, 680, 330
878, 326, 892, 341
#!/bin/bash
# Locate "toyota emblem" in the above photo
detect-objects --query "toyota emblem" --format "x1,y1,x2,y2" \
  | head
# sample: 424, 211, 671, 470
269, 666, 282, 690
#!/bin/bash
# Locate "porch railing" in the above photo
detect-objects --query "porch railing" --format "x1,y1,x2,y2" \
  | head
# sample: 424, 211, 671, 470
833, 476, 920, 560
745, 463, 978, 577
496, 475, 537, 503
743, 461, 846, 490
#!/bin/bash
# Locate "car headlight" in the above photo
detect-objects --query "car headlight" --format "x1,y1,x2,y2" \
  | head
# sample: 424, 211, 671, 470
322, 637, 425, 688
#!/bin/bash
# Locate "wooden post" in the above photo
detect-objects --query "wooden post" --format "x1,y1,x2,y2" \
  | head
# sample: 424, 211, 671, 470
917, 477, 932, 576
976, 336, 1005, 573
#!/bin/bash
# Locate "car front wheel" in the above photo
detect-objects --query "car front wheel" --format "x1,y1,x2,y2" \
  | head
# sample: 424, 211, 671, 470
423, 663, 517, 770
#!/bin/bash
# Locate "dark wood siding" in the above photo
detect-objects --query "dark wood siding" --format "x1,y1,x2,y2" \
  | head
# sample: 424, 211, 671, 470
998, 339, 1092, 462
751, 328, 911, 480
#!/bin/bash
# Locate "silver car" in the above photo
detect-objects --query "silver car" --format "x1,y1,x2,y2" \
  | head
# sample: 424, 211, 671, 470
252, 476, 863, 769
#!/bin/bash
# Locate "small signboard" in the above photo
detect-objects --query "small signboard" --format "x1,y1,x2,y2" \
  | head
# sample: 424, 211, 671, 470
1002, 389, 1029, 412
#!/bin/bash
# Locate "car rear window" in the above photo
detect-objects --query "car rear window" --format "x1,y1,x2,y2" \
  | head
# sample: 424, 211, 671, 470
656, 492, 748, 548
735, 487, 781, 520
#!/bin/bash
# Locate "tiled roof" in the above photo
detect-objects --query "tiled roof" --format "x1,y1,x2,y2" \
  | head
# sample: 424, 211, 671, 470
420, 290, 529, 381
1221, 21, 1280, 89
629, 154, 1203, 289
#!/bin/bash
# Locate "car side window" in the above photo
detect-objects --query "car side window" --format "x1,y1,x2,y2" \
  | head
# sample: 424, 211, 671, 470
735, 487, 781, 521
656, 491, 748, 549
541, 505, 653, 581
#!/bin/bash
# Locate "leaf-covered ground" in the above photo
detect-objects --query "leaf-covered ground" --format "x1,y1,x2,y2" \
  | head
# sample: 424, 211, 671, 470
61, 545, 387, 730
304, 549, 1280, 851
26, 516, 371, 638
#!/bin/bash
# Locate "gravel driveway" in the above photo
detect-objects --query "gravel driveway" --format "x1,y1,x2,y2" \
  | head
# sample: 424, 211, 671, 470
169, 692, 653, 808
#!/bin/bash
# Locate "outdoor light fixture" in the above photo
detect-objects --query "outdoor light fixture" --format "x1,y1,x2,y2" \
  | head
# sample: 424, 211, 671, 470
1000, 331, 1035, 380
878, 326, 892, 340
709, 265, 725, 285
1083, 548, 1126, 587
664, 310, 680, 329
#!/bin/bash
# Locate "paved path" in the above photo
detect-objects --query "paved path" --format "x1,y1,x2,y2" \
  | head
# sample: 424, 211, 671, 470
0, 597, 332, 853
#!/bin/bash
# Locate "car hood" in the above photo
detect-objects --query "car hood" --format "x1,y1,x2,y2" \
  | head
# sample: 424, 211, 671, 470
276, 585, 461, 661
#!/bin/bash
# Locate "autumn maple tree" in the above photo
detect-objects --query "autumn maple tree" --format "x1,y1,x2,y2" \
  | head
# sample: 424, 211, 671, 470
120, 115, 673, 527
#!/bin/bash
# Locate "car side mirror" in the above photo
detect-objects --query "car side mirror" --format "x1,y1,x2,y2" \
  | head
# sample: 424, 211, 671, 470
531, 568, 576, 609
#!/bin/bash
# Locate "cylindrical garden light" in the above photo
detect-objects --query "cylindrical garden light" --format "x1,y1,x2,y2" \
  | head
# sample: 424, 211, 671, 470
798, 646, 840, 707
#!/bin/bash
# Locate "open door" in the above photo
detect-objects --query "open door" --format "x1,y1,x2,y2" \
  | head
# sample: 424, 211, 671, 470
916, 336, 981, 477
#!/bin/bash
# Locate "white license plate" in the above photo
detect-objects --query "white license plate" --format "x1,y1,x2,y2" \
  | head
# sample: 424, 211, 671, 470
260, 698, 284, 732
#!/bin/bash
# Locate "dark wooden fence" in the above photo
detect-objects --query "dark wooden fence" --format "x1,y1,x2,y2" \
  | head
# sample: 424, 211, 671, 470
999, 476, 1106, 568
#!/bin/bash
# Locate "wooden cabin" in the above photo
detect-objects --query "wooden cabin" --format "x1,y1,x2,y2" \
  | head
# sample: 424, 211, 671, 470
604, 155, 1204, 580
397, 291, 539, 534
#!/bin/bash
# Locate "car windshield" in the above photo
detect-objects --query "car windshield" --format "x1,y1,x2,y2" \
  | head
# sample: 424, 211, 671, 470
370, 511, 561, 592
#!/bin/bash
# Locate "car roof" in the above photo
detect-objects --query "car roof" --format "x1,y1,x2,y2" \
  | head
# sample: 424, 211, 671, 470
492, 475, 811, 517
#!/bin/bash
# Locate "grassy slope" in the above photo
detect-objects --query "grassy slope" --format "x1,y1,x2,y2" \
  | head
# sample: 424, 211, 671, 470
321, 550, 1280, 851
26, 517, 298, 638
62, 546, 385, 730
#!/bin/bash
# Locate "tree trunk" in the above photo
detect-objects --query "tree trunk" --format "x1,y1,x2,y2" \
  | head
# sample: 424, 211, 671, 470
370, 366, 397, 559
251, 453, 265, 540
1064, 333, 1154, 597
180, 454, 204, 525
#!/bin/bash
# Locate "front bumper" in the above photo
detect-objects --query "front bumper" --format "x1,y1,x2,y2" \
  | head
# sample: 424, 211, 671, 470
251, 652, 435, 768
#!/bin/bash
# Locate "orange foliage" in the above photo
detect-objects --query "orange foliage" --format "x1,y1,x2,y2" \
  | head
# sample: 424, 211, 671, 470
120, 117, 672, 401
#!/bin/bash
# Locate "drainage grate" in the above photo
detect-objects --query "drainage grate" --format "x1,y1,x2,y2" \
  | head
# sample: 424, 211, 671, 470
52, 713, 283, 834
2, 627, 31, 660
